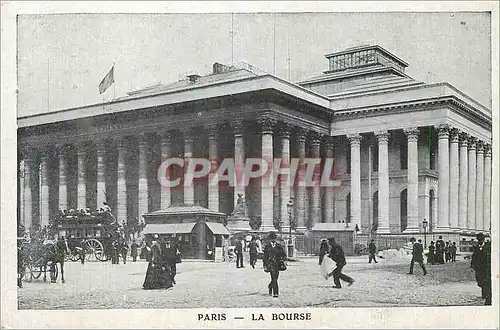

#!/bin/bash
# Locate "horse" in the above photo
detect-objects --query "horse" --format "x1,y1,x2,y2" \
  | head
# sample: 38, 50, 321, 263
41, 238, 70, 283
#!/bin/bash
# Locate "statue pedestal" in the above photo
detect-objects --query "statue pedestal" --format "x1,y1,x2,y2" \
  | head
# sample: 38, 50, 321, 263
226, 216, 252, 233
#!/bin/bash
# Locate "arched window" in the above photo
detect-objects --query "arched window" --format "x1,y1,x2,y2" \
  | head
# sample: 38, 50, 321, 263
372, 191, 379, 231
345, 193, 351, 223
400, 189, 408, 232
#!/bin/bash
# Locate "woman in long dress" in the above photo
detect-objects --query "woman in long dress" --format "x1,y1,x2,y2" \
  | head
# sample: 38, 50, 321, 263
143, 235, 166, 290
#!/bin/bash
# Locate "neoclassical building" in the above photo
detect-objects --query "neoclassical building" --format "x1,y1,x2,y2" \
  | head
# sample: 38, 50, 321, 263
17, 45, 492, 242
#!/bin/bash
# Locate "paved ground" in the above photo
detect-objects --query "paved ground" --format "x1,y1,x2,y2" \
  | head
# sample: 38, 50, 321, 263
18, 255, 485, 309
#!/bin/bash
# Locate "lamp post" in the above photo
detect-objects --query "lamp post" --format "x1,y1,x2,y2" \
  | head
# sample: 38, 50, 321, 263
422, 219, 428, 247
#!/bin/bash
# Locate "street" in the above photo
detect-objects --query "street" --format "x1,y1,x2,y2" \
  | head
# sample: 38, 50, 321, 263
18, 255, 484, 309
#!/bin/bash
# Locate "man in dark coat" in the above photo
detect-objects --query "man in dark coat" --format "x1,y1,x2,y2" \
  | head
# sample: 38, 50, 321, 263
328, 237, 354, 288
120, 240, 129, 264
471, 233, 491, 305
319, 239, 329, 265
450, 242, 457, 262
235, 237, 244, 268
368, 239, 378, 264
248, 236, 259, 269
408, 238, 427, 275
130, 240, 139, 262
160, 237, 176, 286
435, 236, 445, 264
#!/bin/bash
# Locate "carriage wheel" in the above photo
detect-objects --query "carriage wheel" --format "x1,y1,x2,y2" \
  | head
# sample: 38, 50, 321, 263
85, 239, 104, 262
50, 263, 58, 282
70, 253, 80, 262
95, 249, 108, 262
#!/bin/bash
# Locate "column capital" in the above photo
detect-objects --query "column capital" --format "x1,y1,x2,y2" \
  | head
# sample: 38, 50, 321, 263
347, 133, 362, 146
436, 124, 450, 138
231, 117, 245, 136
160, 130, 175, 144
295, 128, 308, 143
403, 127, 419, 142
183, 128, 196, 142
205, 123, 219, 139
468, 136, 477, 150
94, 139, 108, 151
449, 128, 460, 143
258, 114, 277, 133
137, 133, 149, 146
277, 122, 292, 139
322, 135, 335, 150
459, 132, 469, 147
375, 130, 390, 144
484, 144, 492, 157
116, 138, 128, 151
308, 131, 322, 146
476, 140, 484, 153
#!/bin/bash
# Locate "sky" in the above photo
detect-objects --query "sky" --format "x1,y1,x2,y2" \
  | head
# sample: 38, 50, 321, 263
17, 12, 491, 117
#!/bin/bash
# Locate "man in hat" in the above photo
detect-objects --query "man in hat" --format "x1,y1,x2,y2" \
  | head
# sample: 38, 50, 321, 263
328, 237, 354, 288
408, 239, 427, 275
235, 235, 244, 268
471, 233, 491, 305
368, 239, 378, 264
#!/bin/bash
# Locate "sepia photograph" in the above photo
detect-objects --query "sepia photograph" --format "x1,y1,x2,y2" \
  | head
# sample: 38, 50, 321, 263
1, 1, 498, 329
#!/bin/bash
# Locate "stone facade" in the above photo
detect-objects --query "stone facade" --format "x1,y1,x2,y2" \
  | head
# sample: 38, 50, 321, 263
17, 46, 492, 239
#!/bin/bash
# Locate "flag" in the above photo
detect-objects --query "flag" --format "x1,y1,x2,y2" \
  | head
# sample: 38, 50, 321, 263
99, 65, 114, 94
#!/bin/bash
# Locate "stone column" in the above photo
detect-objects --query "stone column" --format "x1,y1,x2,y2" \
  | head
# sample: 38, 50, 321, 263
295, 128, 307, 231
184, 129, 195, 205
375, 131, 390, 234
259, 115, 276, 231
309, 132, 321, 227
96, 140, 107, 209
324, 136, 335, 223
404, 127, 420, 232
233, 118, 246, 207
116, 139, 127, 223
40, 151, 50, 227
77, 143, 87, 210
475, 141, 484, 230
483, 144, 492, 231
138, 134, 149, 218
449, 128, 460, 230
160, 132, 173, 209
348, 134, 363, 232
467, 137, 476, 229
207, 124, 219, 212
57, 144, 68, 211
436, 125, 450, 231
279, 123, 292, 230
23, 151, 34, 231
458, 133, 469, 230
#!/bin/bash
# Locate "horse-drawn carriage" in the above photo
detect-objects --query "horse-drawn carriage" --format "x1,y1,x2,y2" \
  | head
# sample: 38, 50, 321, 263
54, 211, 126, 262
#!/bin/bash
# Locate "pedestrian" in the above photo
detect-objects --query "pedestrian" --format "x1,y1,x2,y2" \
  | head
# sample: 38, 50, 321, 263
171, 238, 182, 284
450, 242, 457, 262
159, 237, 175, 288
444, 241, 451, 262
235, 236, 244, 268
427, 241, 435, 265
263, 232, 287, 298
328, 237, 355, 288
121, 240, 129, 264
319, 239, 329, 265
368, 239, 378, 264
130, 240, 139, 262
408, 238, 427, 275
435, 236, 445, 264
248, 236, 259, 269
111, 240, 119, 264
143, 234, 170, 290
471, 233, 491, 305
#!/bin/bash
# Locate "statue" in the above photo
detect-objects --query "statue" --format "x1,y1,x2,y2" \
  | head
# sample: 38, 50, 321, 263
231, 194, 248, 218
